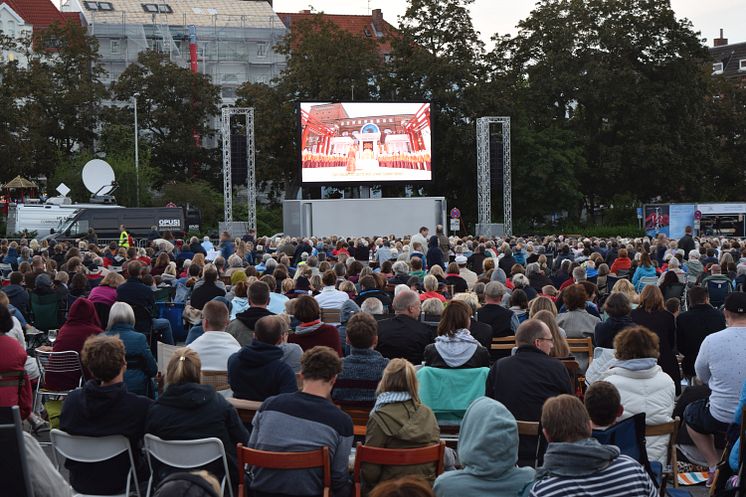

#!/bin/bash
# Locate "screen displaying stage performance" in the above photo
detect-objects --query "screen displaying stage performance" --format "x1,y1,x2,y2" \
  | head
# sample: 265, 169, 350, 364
300, 102, 432, 184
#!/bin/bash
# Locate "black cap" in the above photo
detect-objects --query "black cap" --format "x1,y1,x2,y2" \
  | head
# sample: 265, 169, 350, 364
724, 293, 746, 314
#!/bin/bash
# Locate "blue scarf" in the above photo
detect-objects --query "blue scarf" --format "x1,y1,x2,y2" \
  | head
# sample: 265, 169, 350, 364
372, 391, 412, 413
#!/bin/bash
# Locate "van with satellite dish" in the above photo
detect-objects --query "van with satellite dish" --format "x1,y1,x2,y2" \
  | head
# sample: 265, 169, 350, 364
6, 200, 119, 237
45, 207, 186, 241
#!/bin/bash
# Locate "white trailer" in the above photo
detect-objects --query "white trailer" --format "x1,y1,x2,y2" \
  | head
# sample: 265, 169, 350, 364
6, 199, 119, 236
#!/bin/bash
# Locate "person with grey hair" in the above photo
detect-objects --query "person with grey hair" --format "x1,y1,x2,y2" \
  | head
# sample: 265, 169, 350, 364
477, 281, 519, 338
376, 289, 433, 365
572, 266, 587, 284
685, 249, 704, 282
105, 302, 157, 396
389, 260, 411, 285
657, 256, 686, 285
486, 319, 574, 465
361, 297, 384, 315
511, 273, 537, 300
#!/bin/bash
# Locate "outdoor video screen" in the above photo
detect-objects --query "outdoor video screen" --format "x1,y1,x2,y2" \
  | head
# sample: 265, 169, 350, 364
300, 102, 432, 184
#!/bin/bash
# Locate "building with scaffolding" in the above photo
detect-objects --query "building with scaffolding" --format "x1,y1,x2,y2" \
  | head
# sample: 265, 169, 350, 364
62, 0, 287, 101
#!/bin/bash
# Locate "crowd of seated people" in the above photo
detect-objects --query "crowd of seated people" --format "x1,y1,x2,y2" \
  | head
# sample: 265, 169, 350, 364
5, 225, 746, 495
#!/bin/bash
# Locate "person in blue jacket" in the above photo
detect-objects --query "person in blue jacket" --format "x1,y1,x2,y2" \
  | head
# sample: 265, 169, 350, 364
105, 302, 158, 397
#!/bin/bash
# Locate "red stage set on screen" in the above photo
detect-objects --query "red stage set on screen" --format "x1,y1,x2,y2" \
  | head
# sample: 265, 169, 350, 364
300, 102, 432, 184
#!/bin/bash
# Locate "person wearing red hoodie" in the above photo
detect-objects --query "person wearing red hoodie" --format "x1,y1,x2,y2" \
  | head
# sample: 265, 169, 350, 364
0, 304, 32, 420
609, 248, 632, 275
45, 298, 103, 391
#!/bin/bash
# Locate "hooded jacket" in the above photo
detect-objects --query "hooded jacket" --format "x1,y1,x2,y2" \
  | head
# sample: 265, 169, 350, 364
146, 383, 249, 486
60, 380, 152, 495
423, 330, 490, 369
225, 306, 275, 346
288, 320, 342, 356
47, 298, 103, 391
434, 397, 535, 497
600, 361, 675, 464
227, 340, 297, 402
1, 283, 29, 314
361, 398, 441, 492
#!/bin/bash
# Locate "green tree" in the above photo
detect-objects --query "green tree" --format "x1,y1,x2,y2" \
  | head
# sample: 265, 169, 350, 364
161, 180, 223, 230
107, 50, 221, 182
23, 21, 107, 178
499, 0, 711, 219
0, 34, 29, 182
236, 14, 382, 198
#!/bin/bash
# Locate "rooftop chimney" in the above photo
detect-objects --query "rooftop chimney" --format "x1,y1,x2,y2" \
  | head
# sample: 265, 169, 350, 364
372, 9, 383, 22
714, 28, 728, 47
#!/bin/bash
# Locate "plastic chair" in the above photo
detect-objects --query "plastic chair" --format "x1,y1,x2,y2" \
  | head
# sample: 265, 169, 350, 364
30, 292, 61, 331
144, 434, 234, 497
236, 444, 330, 497
50, 429, 141, 497
0, 406, 34, 497
33, 349, 83, 413
352, 441, 446, 497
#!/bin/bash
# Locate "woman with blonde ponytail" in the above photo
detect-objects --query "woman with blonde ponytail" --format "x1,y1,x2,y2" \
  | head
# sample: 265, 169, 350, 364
145, 347, 249, 489
360, 359, 440, 493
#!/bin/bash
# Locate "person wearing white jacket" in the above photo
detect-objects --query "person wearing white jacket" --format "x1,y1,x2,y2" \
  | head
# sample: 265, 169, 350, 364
599, 325, 675, 464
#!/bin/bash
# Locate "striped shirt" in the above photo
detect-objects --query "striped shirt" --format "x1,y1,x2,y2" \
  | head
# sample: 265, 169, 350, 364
530, 455, 659, 497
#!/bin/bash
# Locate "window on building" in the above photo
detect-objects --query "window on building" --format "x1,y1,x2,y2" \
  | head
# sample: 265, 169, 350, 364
97, 2, 114, 11
157, 4, 172, 13
363, 27, 371, 38
110, 39, 121, 54
142, 3, 158, 12
712, 62, 724, 75
740, 59, 746, 72
256, 41, 268, 58
83, 1, 98, 10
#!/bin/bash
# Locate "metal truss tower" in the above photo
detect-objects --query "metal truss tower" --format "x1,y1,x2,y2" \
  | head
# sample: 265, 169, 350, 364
476, 116, 512, 236
221, 107, 256, 233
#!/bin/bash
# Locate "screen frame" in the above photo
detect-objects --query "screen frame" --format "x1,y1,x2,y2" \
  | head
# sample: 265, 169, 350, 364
297, 100, 434, 188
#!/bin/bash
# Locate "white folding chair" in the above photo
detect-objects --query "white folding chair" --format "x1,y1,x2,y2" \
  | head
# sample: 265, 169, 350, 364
33, 349, 83, 413
50, 429, 141, 497
143, 434, 234, 497
638, 276, 659, 289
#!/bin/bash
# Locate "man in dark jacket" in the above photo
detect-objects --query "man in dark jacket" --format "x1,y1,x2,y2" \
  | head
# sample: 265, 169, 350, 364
376, 290, 433, 365
228, 315, 297, 402
477, 282, 517, 338
677, 286, 726, 378
189, 265, 226, 310
1, 271, 29, 316
60, 335, 152, 495
116, 260, 155, 310
678, 226, 696, 259
486, 319, 573, 465
226, 281, 275, 345
354, 275, 392, 310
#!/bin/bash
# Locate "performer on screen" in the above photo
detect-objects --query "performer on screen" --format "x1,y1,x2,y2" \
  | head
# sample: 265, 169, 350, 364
346, 143, 357, 173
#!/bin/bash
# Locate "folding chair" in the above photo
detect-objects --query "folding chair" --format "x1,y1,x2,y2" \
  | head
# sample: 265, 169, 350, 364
708, 280, 732, 308
30, 292, 61, 331
236, 444, 330, 497
592, 413, 657, 484
646, 417, 681, 491
144, 434, 234, 497
352, 441, 446, 497
153, 287, 174, 303
516, 420, 542, 467
638, 276, 659, 289
33, 349, 83, 413
566, 337, 594, 362
50, 429, 141, 497
0, 406, 34, 497
227, 398, 262, 426
606, 275, 621, 293
93, 301, 110, 329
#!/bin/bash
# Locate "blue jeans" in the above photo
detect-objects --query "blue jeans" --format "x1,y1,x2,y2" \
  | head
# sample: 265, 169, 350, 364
152, 318, 175, 345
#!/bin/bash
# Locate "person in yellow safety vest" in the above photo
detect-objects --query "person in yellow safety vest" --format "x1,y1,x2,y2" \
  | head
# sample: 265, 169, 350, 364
119, 224, 130, 248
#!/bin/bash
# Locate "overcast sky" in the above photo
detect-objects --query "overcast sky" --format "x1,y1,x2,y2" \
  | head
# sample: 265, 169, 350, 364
273, 0, 745, 47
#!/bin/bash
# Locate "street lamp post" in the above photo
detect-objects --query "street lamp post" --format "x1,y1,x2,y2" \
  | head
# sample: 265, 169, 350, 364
133, 93, 140, 207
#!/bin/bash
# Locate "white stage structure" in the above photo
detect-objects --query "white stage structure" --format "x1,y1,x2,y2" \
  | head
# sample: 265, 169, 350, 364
221, 107, 256, 234
476, 116, 512, 236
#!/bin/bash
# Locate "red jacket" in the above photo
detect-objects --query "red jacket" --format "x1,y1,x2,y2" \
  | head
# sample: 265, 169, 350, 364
610, 257, 632, 274
289, 321, 342, 356
49, 298, 103, 391
0, 335, 32, 420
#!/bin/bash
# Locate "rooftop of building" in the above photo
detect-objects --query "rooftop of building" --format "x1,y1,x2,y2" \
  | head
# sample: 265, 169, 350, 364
2, 0, 80, 28
709, 29, 746, 79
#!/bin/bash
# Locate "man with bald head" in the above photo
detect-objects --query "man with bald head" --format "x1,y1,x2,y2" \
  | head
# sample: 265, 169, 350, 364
486, 319, 573, 465
375, 289, 434, 365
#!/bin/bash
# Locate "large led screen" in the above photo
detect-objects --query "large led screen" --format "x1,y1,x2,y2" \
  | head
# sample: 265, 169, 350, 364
300, 102, 432, 184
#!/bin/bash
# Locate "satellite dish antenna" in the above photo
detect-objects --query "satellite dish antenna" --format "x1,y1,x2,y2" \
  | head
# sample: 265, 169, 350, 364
82, 159, 116, 196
